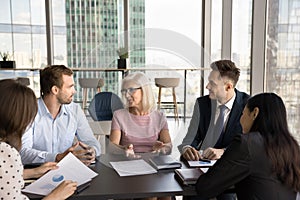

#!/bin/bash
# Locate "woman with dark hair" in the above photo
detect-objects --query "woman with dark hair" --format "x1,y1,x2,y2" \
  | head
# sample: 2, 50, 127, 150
196, 93, 300, 199
0, 79, 77, 200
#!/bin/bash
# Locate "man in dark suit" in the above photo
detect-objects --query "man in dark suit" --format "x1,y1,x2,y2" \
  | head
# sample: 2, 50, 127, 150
178, 60, 249, 200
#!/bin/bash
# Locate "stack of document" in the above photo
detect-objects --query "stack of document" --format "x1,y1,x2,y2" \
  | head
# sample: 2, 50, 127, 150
149, 155, 182, 170
22, 153, 98, 196
174, 168, 204, 185
110, 159, 157, 176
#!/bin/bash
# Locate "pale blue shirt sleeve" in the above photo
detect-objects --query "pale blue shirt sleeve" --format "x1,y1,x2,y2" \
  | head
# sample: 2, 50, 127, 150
20, 122, 57, 164
75, 103, 101, 156
20, 99, 101, 164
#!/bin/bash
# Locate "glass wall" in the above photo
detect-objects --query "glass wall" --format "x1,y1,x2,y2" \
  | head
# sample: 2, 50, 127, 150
210, 0, 222, 62
145, 0, 202, 118
231, 0, 252, 94
52, 0, 67, 65
0, 0, 47, 68
266, 0, 300, 143
203, 0, 223, 97
0, 0, 13, 55
207, 0, 252, 96
0, 0, 299, 142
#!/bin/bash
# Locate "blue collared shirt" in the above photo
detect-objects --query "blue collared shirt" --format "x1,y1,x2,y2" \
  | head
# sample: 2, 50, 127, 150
20, 98, 101, 164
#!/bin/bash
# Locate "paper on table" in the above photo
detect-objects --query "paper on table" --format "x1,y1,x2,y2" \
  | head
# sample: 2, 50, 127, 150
22, 153, 98, 196
187, 160, 217, 168
110, 159, 157, 176
201, 168, 209, 173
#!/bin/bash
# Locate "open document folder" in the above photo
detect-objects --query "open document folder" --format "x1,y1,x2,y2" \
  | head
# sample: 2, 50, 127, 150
22, 153, 98, 196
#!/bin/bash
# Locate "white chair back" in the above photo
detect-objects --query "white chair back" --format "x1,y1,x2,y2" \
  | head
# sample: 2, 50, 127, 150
88, 121, 111, 154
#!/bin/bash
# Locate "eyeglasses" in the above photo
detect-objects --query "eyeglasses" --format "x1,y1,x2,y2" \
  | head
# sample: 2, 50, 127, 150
121, 87, 141, 95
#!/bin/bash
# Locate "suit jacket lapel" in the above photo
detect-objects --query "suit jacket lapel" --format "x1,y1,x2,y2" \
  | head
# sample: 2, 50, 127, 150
225, 90, 243, 135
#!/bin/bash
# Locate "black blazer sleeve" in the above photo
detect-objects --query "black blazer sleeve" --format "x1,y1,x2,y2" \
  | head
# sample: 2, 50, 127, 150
190, 96, 212, 149
195, 135, 251, 198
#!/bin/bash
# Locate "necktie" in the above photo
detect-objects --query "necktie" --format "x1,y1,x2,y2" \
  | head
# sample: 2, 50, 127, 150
198, 104, 228, 150
215, 105, 227, 138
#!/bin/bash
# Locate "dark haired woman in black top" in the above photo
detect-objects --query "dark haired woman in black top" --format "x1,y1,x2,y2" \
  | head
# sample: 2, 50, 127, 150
196, 93, 300, 199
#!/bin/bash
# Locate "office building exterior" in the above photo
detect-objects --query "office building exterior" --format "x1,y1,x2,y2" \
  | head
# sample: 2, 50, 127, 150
65, 0, 145, 101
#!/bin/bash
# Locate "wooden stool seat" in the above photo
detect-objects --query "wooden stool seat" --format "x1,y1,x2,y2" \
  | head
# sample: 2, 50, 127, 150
79, 78, 104, 110
16, 77, 30, 86
155, 78, 180, 121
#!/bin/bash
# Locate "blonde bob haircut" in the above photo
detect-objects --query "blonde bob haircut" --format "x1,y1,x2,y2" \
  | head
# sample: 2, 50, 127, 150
121, 72, 156, 112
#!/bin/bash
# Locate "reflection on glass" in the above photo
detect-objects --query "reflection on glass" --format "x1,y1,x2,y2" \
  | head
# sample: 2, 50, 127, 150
0, 0, 11, 23
0, 0, 46, 68
266, 0, 300, 143
11, 0, 30, 24
53, 35, 67, 65
0, 33, 13, 53
52, 0, 66, 26
231, 0, 252, 94
30, 0, 46, 25
32, 34, 47, 68
145, 0, 202, 118
13, 33, 32, 67
204, 0, 222, 96
52, 0, 67, 66
211, 0, 222, 62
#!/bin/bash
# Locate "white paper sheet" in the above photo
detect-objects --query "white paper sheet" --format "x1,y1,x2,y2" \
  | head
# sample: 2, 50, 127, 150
187, 160, 217, 168
110, 159, 157, 176
22, 153, 98, 196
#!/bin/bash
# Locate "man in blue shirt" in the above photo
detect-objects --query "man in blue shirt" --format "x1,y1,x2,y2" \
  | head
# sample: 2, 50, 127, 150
20, 65, 101, 166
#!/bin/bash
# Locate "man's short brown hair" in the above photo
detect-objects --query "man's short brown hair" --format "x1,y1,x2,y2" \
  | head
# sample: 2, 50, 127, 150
210, 60, 240, 86
40, 65, 73, 96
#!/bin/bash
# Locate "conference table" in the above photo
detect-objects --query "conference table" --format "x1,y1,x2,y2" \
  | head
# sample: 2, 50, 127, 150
24, 153, 198, 200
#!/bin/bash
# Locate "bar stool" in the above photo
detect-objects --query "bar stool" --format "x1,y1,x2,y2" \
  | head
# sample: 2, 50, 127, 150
78, 78, 104, 110
155, 77, 180, 121
16, 77, 30, 86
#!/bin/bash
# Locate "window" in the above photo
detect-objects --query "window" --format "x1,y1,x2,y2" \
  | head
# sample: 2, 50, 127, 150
231, 0, 252, 94
211, 0, 222, 62
0, 0, 11, 23
145, 0, 202, 118
266, 0, 300, 142
52, 0, 67, 65
0, 0, 47, 68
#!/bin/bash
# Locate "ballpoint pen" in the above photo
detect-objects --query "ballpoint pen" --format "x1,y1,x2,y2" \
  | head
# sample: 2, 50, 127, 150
199, 158, 211, 163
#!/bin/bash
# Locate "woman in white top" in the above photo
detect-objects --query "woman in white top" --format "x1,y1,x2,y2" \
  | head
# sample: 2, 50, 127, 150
110, 72, 172, 155
0, 79, 77, 200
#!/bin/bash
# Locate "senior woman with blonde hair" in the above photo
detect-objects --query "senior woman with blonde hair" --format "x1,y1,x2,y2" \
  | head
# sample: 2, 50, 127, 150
110, 72, 172, 155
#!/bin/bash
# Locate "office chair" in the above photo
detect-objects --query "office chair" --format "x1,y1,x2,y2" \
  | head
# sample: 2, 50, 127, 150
88, 92, 124, 121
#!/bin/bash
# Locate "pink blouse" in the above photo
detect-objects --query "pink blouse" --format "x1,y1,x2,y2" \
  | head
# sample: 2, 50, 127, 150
111, 109, 169, 153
